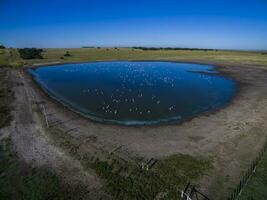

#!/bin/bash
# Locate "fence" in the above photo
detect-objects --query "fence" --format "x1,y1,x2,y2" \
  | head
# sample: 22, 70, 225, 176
181, 182, 210, 200
228, 141, 267, 200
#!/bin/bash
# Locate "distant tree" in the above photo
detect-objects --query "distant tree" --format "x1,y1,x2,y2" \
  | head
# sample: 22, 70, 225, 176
64, 51, 71, 57
82, 46, 94, 48
132, 46, 216, 51
0, 44, 6, 49
18, 48, 43, 59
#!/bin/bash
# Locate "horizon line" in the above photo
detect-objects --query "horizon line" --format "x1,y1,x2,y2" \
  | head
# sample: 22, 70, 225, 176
2, 45, 267, 52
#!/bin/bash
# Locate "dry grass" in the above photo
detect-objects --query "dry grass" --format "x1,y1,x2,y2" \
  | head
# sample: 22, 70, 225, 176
0, 68, 13, 128
0, 138, 90, 200
1, 48, 267, 69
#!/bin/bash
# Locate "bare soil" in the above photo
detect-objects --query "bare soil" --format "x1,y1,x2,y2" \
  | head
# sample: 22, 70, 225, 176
6, 70, 108, 199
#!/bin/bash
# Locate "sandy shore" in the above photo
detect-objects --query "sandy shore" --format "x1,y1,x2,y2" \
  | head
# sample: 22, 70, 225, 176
11, 61, 267, 199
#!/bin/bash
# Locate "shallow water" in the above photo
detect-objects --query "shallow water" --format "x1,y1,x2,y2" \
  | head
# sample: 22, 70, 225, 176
29, 61, 236, 125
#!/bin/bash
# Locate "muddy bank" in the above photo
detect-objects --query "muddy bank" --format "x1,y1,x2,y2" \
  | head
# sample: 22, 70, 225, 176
26, 61, 239, 127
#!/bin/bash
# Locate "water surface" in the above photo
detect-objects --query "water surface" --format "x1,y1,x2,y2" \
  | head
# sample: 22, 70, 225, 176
29, 61, 236, 125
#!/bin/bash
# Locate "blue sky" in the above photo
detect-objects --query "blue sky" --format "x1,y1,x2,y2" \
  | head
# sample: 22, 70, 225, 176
0, 0, 267, 50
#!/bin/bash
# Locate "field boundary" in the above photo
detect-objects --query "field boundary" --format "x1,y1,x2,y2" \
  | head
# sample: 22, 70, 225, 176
228, 139, 267, 200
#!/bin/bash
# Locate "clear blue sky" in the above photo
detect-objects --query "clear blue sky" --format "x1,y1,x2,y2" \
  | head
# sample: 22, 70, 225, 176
0, 0, 267, 50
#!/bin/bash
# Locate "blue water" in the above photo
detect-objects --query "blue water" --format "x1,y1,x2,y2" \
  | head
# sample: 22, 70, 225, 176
29, 61, 236, 125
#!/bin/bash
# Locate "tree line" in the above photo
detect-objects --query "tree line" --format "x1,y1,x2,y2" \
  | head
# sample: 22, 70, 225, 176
132, 46, 219, 51
18, 48, 43, 59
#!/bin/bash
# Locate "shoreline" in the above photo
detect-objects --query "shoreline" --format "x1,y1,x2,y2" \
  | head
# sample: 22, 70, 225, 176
16, 59, 267, 199
25, 60, 241, 128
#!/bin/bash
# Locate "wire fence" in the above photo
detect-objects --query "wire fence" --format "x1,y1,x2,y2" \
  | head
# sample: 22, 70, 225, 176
181, 182, 210, 200
228, 140, 267, 200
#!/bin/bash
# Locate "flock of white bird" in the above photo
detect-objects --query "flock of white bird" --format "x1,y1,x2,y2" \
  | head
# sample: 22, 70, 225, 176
62, 62, 214, 118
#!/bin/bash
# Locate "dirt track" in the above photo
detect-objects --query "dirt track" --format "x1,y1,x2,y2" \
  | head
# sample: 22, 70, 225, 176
8, 70, 107, 199
5, 62, 267, 199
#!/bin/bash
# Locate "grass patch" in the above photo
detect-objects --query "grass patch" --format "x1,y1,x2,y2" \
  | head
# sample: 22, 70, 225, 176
94, 154, 212, 199
47, 126, 212, 199
155, 154, 212, 187
0, 138, 89, 200
238, 151, 267, 200
18, 48, 43, 60
0, 69, 13, 128
0, 49, 24, 68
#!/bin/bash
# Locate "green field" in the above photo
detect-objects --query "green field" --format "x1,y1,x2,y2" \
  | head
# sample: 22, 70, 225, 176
1, 48, 267, 69
238, 151, 267, 200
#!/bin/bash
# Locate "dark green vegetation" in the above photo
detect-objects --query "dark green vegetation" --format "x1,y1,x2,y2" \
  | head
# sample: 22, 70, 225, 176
0, 45, 5, 49
82, 46, 95, 48
0, 138, 89, 200
0, 69, 13, 128
18, 48, 43, 59
64, 51, 71, 57
132, 46, 219, 51
48, 126, 211, 199
92, 155, 211, 199
238, 151, 267, 200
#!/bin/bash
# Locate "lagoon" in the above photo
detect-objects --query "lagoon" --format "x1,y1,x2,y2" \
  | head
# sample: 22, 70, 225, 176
29, 61, 236, 125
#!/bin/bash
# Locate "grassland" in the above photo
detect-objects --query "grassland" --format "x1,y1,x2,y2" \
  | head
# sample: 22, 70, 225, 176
0, 48, 24, 68
238, 151, 267, 200
1, 47, 267, 69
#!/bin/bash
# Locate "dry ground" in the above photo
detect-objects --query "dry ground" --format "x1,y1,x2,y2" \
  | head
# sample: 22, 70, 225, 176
5, 70, 109, 199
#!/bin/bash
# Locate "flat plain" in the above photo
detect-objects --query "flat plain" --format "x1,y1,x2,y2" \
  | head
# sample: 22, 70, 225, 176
1, 48, 267, 200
